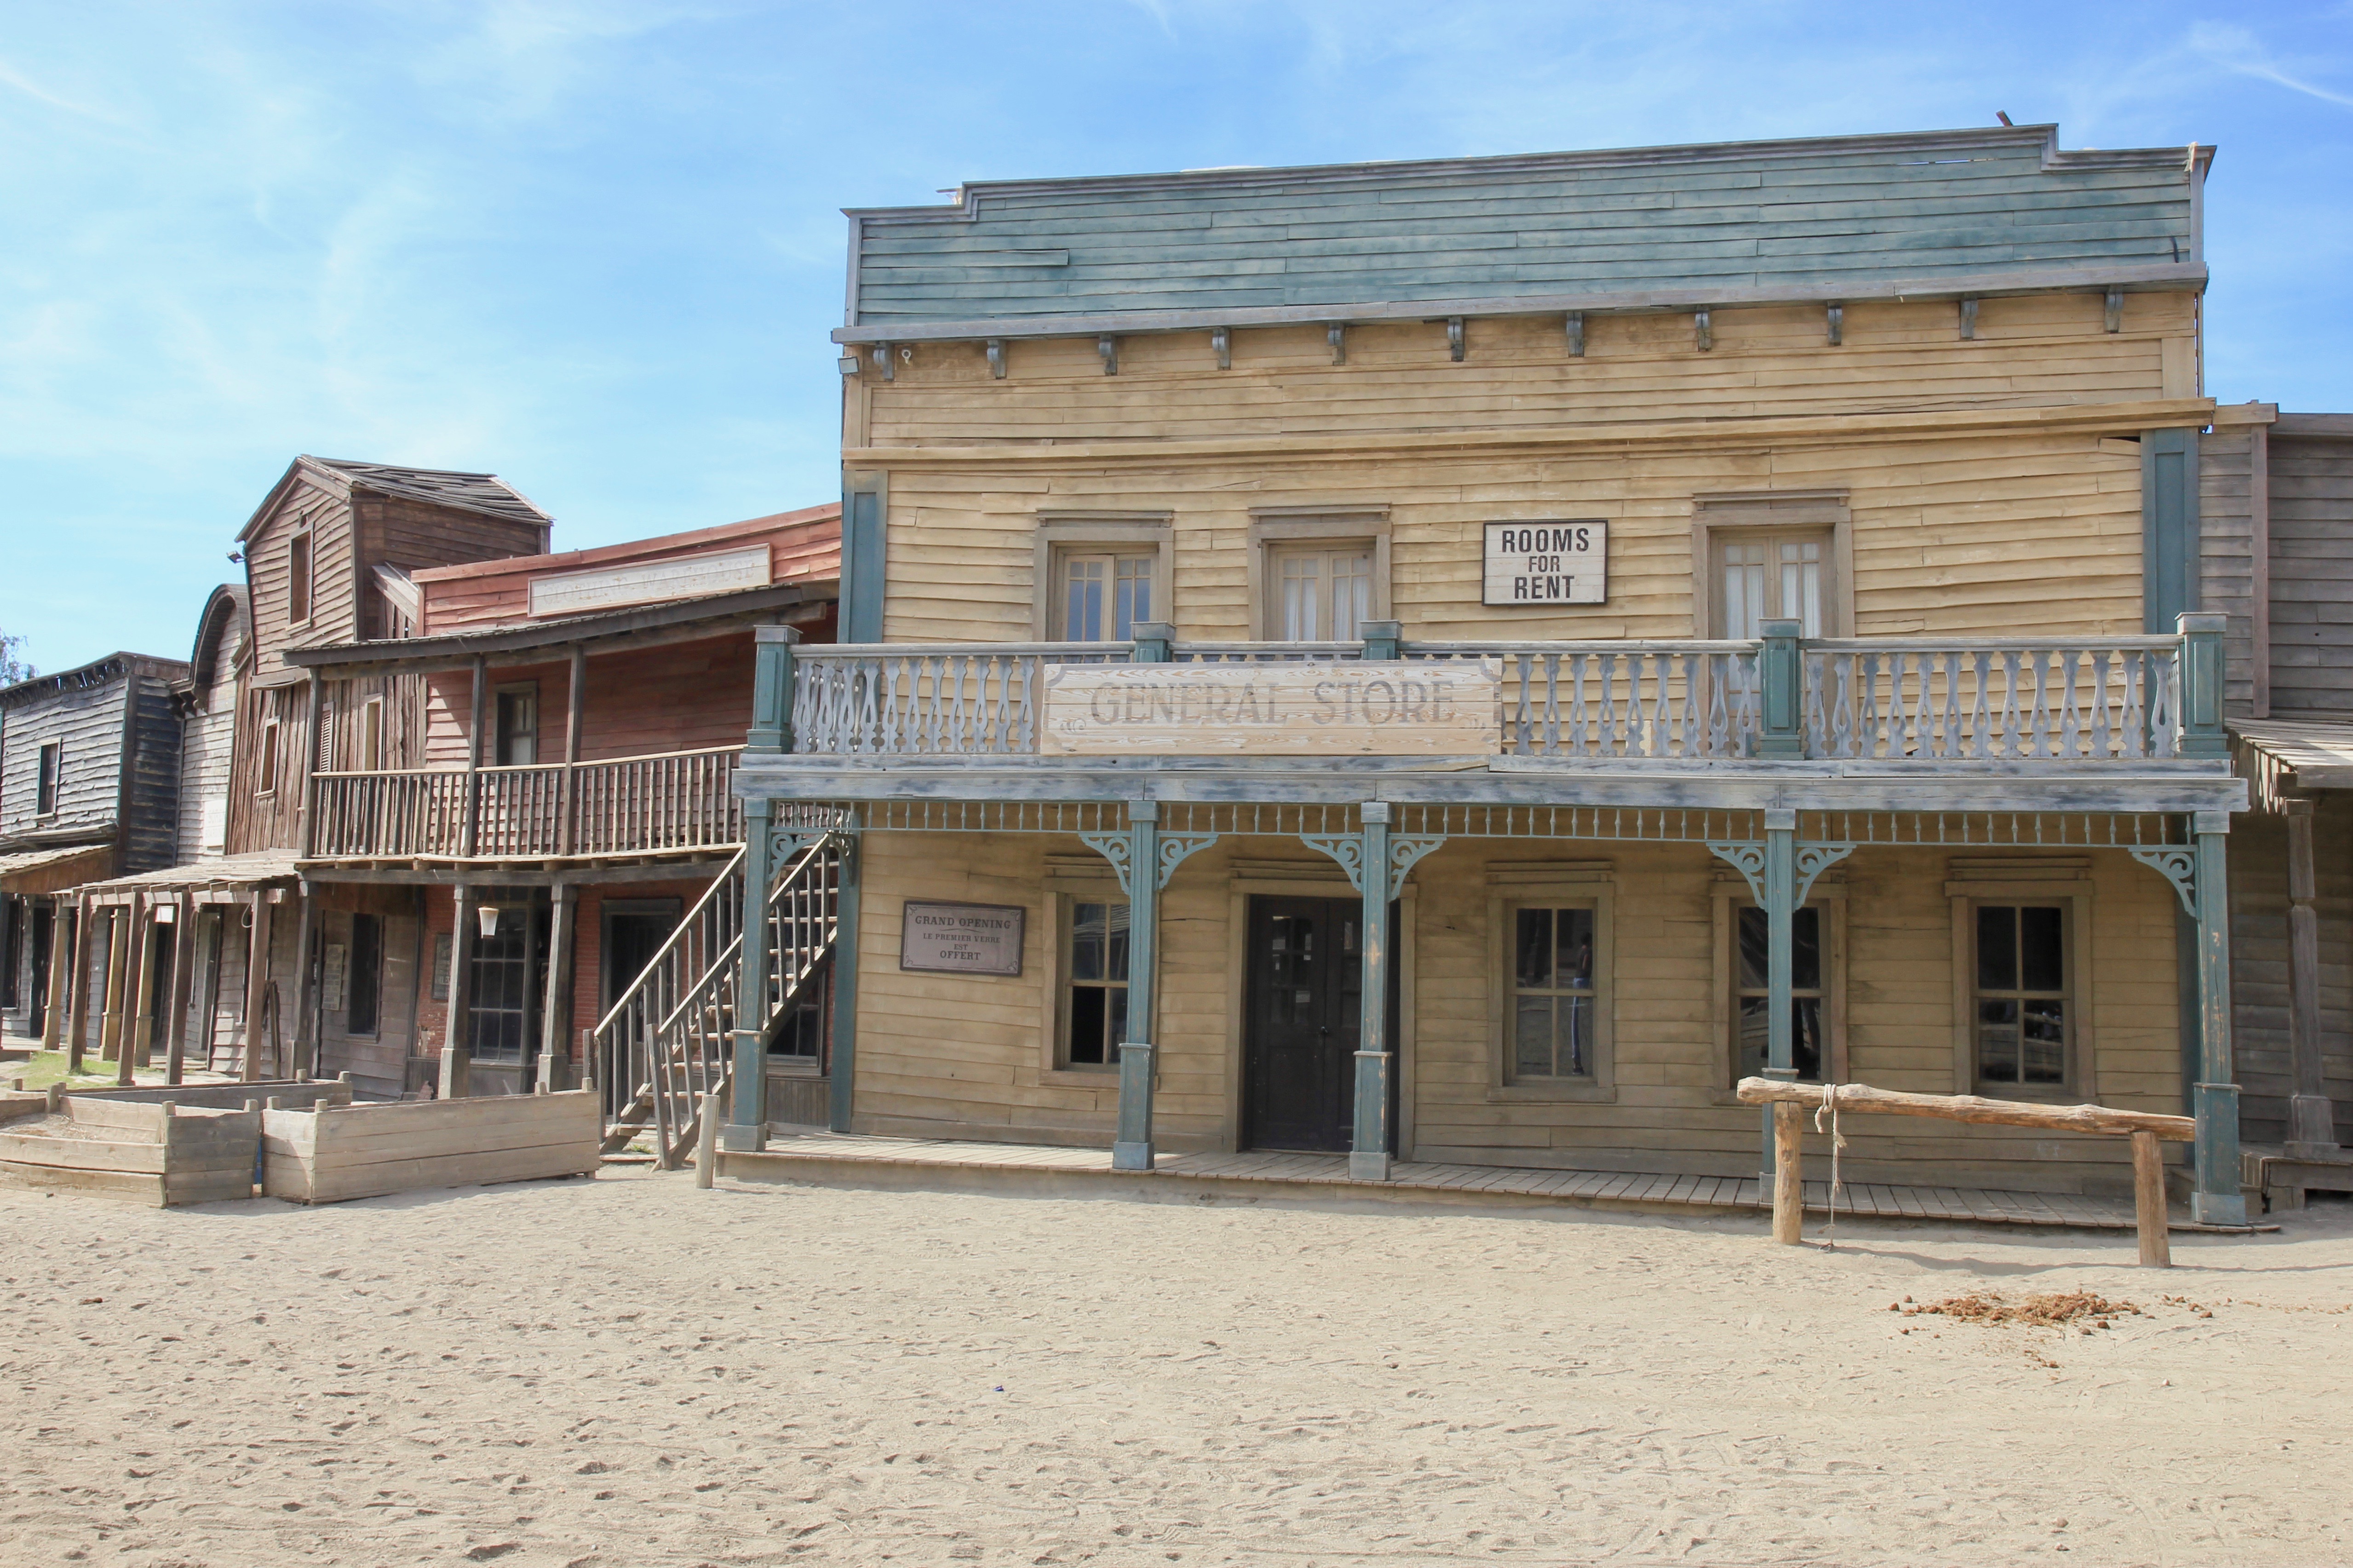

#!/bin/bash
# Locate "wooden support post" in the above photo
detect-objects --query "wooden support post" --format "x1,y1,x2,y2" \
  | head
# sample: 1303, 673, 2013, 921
694, 1089, 719, 1190
1113, 799, 1162, 1172
242, 893, 273, 1082
2284, 800, 2339, 1156
1358, 619, 1401, 660
462, 653, 487, 858
1755, 618, 1804, 759
748, 627, 800, 753
2177, 613, 2229, 758
41, 902, 74, 1053
2133, 1129, 2171, 1267
123, 896, 159, 1085
560, 643, 586, 857
1773, 1101, 1804, 1244
2190, 813, 2245, 1225
539, 881, 576, 1093
300, 672, 324, 857
164, 898, 196, 1087
1351, 802, 1396, 1182
441, 885, 475, 1099
64, 895, 95, 1073
725, 798, 774, 1152
289, 881, 317, 1080
1759, 808, 1799, 1181
98, 903, 133, 1067
827, 835, 861, 1134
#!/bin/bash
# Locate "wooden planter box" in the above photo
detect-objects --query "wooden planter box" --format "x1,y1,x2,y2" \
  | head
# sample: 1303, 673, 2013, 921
262, 1089, 601, 1204
0, 1098, 259, 1207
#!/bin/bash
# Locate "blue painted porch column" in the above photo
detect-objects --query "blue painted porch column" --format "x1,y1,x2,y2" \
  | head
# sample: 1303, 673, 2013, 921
1760, 807, 1799, 1182
1352, 803, 1397, 1181
723, 795, 773, 1152
2191, 811, 2244, 1226
828, 835, 861, 1134
1112, 800, 1162, 1171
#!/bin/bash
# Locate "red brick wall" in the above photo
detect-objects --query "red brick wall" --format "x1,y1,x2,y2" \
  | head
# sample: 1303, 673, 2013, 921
422, 633, 767, 765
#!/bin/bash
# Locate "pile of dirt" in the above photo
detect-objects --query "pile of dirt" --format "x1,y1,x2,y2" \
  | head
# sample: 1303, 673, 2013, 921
1889, 1290, 2143, 1328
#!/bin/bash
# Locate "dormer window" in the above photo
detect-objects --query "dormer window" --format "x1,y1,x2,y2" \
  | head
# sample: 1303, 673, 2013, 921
35, 742, 61, 816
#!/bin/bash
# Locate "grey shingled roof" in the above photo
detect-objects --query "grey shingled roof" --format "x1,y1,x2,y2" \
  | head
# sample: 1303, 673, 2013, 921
306, 458, 552, 526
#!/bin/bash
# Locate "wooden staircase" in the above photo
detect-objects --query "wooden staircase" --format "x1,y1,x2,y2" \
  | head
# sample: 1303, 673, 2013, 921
591, 835, 844, 1167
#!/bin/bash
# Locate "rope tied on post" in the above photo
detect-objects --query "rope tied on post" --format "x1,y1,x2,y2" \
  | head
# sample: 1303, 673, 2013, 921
1812, 1082, 1848, 1248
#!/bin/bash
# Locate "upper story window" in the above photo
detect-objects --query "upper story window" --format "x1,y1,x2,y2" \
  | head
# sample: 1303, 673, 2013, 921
1250, 511, 1392, 642
1058, 551, 1154, 641
494, 684, 539, 767
287, 530, 314, 626
257, 714, 282, 795
34, 742, 62, 815
359, 696, 386, 772
1690, 492, 1850, 641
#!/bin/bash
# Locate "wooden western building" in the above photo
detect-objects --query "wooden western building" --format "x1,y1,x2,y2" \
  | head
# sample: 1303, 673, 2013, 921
704, 123, 2274, 1224
1, 652, 189, 1052
59, 457, 838, 1122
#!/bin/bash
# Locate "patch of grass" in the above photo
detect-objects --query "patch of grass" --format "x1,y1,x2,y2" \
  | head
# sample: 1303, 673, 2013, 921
4, 1050, 162, 1093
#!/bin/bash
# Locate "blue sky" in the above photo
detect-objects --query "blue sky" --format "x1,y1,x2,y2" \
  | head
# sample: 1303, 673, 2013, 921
4, 0, 2350, 673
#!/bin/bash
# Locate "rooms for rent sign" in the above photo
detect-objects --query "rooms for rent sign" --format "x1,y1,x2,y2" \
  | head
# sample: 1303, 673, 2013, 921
1482, 520, 1607, 606
1040, 660, 1500, 756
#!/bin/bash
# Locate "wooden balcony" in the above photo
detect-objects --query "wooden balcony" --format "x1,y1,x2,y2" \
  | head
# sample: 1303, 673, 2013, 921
306, 745, 744, 861
782, 629, 2210, 765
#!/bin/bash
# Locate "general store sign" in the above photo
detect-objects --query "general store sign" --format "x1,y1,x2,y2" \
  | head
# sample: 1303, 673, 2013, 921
1040, 660, 1500, 756
901, 901, 1026, 977
1482, 520, 1607, 607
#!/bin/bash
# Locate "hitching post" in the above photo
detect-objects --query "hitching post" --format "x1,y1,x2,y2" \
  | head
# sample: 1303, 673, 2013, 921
1353, 802, 1396, 1182
1112, 798, 1162, 1172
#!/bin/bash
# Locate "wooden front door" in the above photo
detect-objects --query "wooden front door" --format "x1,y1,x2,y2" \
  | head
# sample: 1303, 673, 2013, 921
1245, 895, 1367, 1152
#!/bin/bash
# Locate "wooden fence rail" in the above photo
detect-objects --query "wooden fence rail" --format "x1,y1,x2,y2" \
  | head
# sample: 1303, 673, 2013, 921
1736, 1076, 2192, 1267
309, 746, 744, 859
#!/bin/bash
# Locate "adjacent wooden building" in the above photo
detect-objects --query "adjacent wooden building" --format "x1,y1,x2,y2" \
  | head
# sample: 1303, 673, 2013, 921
711, 124, 2261, 1221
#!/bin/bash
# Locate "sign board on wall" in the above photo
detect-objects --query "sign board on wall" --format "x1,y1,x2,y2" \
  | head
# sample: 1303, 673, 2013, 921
1482, 520, 1607, 607
901, 901, 1027, 977
528, 543, 772, 619
1041, 660, 1500, 757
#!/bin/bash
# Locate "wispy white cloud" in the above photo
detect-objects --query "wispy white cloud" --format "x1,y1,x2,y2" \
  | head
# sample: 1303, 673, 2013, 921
0, 52, 123, 121
2191, 21, 2353, 110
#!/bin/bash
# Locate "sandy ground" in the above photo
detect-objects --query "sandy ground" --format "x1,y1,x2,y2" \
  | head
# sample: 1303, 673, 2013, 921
3, 1170, 2350, 1568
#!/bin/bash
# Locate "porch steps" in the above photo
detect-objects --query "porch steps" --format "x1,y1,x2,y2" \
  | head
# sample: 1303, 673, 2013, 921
719, 1127, 2220, 1234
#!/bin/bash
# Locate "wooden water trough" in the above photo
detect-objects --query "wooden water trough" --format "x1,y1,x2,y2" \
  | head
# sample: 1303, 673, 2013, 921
1736, 1077, 2194, 1267
0, 1081, 350, 1206
262, 1088, 601, 1204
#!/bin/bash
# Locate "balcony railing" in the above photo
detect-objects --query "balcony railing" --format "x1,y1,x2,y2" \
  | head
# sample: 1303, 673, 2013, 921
307, 745, 745, 860
772, 614, 2227, 766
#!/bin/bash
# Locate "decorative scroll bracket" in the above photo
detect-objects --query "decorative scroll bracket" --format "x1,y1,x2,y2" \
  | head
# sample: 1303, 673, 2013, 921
1156, 833, 1220, 890
1389, 835, 1447, 889
1079, 832, 1135, 897
1794, 843, 1857, 906
768, 830, 835, 867
1706, 841, 1768, 906
1300, 833, 1365, 892
2129, 846, 2199, 917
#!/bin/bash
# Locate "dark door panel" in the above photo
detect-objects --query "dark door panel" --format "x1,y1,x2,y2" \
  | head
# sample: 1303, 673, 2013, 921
1245, 895, 1364, 1152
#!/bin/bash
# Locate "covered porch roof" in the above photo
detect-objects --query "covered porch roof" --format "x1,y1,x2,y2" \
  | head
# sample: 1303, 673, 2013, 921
2234, 718, 2353, 811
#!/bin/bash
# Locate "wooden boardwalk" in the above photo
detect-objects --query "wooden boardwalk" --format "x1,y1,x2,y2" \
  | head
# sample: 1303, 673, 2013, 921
728, 1127, 2158, 1232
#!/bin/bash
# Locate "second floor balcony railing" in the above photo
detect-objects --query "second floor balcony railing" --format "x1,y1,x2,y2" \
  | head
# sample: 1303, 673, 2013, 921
307, 745, 745, 860
773, 614, 2228, 767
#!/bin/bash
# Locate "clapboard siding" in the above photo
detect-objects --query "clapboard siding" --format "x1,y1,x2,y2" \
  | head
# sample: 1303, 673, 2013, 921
413, 508, 841, 634
420, 634, 761, 767
850, 834, 2186, 1194
878, 428, 2149, 644
2267, 434, 2353, 715
2230, 800, 2353, 1145
2200, 428, 2260, 714
850, 129, 2202, 328
119, 676, 182, 875
867, 295, 2190, 448
356, 495, 550, 638
0, 668, 132, 846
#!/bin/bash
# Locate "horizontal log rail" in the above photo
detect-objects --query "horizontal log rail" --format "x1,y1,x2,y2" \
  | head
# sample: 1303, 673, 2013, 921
1735, 1076, 2190, 1266
307, 746, 744, 860
784, 618, 2226, 765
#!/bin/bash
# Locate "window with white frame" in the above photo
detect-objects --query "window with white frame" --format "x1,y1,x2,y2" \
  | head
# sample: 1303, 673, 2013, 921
1268, 544, 1375, 641
1060, 896, 1130, 1067
1689, 492, 1851, 641
1056, 551, 1155, 641
1717, 532, 1829, 639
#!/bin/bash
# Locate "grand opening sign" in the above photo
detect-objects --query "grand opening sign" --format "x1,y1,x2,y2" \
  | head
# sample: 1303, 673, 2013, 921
1041, 660, 1500, 756
1482, 520, 1607, 607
